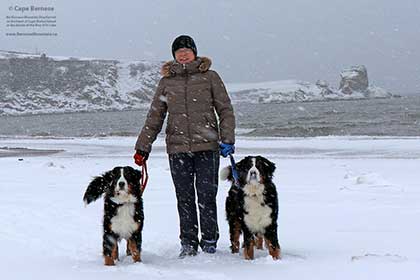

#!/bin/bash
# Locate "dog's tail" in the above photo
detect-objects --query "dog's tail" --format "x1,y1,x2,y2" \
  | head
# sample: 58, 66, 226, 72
83, 171, 113, 206
220, 166, 233, 181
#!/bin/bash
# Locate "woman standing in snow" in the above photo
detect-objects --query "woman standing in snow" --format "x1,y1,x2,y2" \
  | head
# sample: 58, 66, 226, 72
134, 35, 235, 258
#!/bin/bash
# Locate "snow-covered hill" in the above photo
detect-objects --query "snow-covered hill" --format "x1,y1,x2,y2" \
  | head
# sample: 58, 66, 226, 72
0, 51, 162, 115
0, 51, 394, 115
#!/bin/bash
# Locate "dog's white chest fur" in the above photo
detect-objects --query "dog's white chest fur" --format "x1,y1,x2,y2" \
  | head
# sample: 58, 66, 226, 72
243, 183, 272, 234
111, 203, 139, 239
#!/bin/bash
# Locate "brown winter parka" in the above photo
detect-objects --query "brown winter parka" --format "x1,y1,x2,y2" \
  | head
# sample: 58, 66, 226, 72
135, 57, 235, 154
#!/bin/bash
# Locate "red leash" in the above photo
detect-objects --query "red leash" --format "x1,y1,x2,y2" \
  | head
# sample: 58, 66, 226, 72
140, 161, 149, 193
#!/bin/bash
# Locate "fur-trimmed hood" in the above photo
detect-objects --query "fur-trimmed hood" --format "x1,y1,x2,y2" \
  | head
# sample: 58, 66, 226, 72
161, 56, 212, 77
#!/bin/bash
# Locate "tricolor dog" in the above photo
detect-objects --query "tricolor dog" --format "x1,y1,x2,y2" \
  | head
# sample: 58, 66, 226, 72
83, 166, 144, 266
221, 156, 281, 260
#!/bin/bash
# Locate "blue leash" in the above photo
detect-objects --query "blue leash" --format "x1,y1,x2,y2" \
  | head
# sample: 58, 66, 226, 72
229, 154, 241, 188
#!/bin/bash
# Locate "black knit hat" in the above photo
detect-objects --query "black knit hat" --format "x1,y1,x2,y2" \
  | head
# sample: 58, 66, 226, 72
171, 35, 197, 58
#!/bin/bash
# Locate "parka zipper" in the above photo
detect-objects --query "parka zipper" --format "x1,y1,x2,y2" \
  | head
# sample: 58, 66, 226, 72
183, 64, 192, 151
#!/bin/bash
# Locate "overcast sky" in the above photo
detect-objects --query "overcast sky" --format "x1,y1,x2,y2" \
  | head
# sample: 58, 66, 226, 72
2, 0, 420, 94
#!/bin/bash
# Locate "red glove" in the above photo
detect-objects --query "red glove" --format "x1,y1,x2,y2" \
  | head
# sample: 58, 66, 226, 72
134, 150, 149, 166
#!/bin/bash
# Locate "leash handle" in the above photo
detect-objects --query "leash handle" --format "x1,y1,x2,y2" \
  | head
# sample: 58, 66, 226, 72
229, 154, 240, 187
140, 161, 149, 193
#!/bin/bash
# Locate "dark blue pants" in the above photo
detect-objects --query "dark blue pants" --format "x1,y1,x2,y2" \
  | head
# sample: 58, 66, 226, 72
169, 150, 220, 250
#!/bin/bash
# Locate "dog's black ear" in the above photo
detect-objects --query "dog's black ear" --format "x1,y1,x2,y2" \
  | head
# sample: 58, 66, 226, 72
259, 156, 276, 179
83, 169, 116, 205
235, 157, 249, 169
126, 166, 142, 183
220, 165, 232, 181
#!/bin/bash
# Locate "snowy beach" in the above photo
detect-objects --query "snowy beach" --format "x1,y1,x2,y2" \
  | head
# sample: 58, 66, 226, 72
1, 136, 419, 279
2, 0, 420, 279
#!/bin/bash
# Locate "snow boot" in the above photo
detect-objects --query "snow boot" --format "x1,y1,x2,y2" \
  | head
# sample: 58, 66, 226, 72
179, 245, 198, 259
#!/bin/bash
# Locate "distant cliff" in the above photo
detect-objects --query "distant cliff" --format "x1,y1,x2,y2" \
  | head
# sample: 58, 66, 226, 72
0, 51, 161, 115
0, 51, 395, 115
226, 66, 394, 104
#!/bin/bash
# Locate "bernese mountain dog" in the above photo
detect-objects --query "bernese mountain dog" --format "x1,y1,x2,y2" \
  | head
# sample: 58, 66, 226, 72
221, 156, 281, 260
83, 166, 144, 266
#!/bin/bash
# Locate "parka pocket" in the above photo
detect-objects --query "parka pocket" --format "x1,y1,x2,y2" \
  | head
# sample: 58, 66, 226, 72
204, 113, 218, 129
203, 113, 220, 141
166, 113, 188, 137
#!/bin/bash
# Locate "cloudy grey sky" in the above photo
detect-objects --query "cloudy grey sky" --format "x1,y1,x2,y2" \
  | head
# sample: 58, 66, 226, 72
2, 0, 420, 94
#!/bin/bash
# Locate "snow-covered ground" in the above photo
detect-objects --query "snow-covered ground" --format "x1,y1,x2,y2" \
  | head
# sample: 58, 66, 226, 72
1, 136, 420, 279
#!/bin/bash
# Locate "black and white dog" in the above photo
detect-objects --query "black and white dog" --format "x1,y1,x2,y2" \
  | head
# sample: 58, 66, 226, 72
221, 156, 281, 260
83, 166, 144, 266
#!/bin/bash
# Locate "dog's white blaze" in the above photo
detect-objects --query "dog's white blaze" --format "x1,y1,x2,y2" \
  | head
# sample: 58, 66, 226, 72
243, 182, 272, 234
247, 157, 261, 183
116, 168, 128, 192
110, 203, 139, 239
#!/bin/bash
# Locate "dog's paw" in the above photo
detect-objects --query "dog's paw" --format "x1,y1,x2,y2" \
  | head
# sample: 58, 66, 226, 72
269, 247, 281, 260
104, 256, 115, 266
